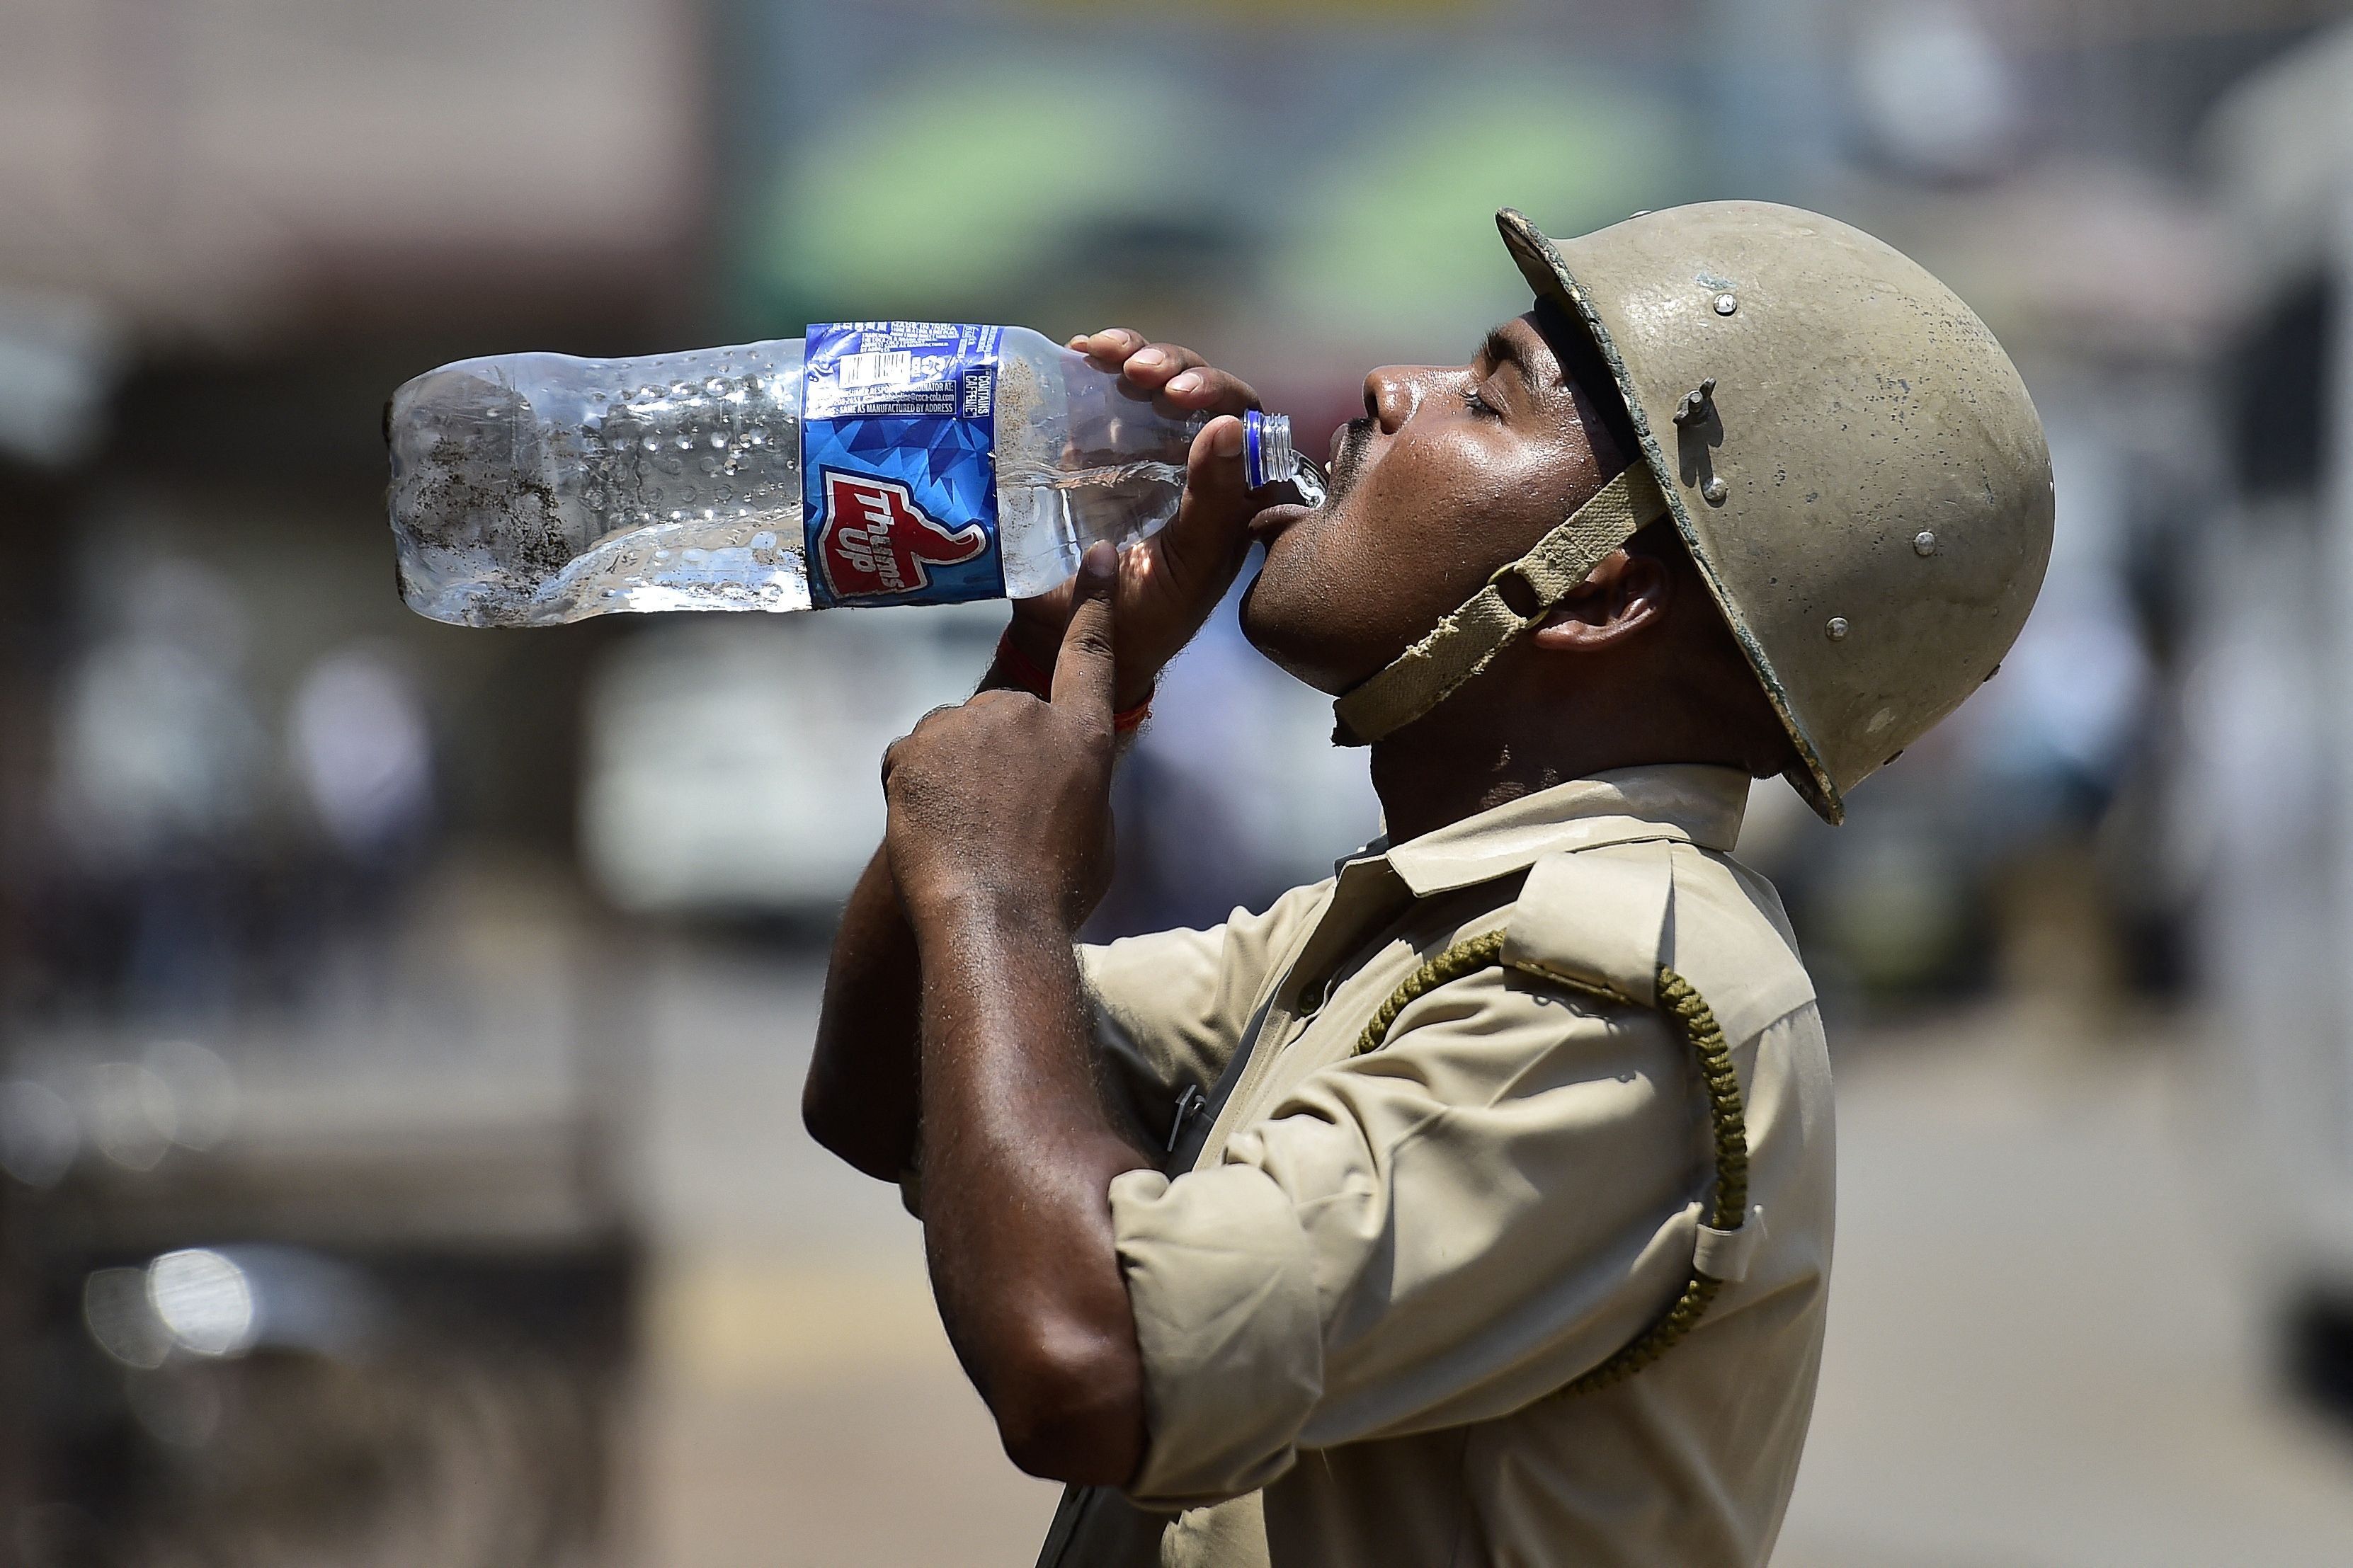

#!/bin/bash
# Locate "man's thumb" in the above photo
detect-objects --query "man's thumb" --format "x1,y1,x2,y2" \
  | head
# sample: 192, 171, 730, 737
1051, 541, 1118, 717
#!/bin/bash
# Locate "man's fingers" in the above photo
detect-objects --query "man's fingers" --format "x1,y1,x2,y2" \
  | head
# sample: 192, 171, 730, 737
1192, 415, 1250, 494
1157, 365, 1260, 417
1051, 541, 1119, 720
1117, 341, 1202, 386
1068, 329, 1260, 416
1122, 348, 1258, 420
1069, 328, 1145, 370
1149, 416, 1253, 584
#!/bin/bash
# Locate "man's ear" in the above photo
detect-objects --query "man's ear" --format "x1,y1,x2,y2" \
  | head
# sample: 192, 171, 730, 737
1528, 549, 1673, 652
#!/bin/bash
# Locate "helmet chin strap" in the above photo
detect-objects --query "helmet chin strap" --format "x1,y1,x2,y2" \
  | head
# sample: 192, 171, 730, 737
1331, 463, 1670, 746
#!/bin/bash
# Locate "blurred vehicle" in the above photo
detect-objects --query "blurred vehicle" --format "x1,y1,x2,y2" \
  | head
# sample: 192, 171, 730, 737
577, 585, 1382, 929
581, 605, 1001, 915
0, 863, 644, 1567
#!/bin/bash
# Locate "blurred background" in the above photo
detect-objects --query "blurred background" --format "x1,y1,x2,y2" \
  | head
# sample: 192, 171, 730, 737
4, 0, 2353, 1562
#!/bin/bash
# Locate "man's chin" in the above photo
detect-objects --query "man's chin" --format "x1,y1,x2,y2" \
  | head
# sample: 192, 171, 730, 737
1238, 571, 1359, 699
1234, 565, 1281, 659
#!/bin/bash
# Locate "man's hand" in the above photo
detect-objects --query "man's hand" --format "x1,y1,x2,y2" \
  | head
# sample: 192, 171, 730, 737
1005, 330, 1265, 710
886, 542, 1124, 932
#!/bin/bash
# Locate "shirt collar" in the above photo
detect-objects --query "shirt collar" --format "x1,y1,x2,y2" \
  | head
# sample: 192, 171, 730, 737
1353, 764, 1752, 898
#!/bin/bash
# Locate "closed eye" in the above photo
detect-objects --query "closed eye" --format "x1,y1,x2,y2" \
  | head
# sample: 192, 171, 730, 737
1460, 383, 1501, 417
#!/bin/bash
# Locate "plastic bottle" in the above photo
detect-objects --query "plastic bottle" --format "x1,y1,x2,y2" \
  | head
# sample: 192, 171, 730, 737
387, 322, 1321, 627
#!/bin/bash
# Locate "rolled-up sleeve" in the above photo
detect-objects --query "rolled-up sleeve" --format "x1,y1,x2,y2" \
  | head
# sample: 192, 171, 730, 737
1108, 1164, 1323, 1500
1112, 963, 1715, 1507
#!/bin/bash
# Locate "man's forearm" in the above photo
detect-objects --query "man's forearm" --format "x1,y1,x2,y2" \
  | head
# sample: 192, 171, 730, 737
913, 891, 1153, 1484
803, 847, 924, 1181
802, 642, 1057, 1181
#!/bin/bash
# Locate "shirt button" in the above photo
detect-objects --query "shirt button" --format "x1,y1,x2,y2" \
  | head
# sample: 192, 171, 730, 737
1296, 973, 1338, 1018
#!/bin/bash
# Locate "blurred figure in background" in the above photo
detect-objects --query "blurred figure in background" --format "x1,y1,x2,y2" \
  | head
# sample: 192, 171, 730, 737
45, 548, 265, 1024
288, 646, 434, 881
285, 643, 437, 1012
1952, 420, 2155, 1017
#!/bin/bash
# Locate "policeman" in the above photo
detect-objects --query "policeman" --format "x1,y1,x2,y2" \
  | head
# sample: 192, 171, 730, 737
804, 202, 2052, 1567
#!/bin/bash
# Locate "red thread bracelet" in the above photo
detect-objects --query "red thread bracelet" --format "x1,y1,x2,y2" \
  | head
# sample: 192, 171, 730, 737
995, 627, 1153, 732
993, 626, 1053, 695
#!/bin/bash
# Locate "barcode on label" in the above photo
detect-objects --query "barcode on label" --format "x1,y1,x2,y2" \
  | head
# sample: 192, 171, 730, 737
838, 350, 914, 389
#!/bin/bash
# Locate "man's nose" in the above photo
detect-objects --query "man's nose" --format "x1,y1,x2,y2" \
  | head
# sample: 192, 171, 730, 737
1363, 366, 1430, 435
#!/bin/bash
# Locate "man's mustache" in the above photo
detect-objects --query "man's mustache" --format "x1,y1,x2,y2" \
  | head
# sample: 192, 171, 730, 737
1327, 417, 1376, 502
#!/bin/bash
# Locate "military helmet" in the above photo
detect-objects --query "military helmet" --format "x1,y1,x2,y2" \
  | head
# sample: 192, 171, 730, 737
1331, 202, 2054, 825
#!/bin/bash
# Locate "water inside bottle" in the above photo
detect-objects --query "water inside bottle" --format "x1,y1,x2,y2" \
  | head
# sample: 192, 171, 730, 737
992, 442, 1326, 598
998, 460, 1190, 492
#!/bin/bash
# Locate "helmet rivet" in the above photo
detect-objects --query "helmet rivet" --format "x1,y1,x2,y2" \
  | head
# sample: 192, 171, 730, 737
1702, 476, 1728, 504
1825, 616, 1850, 641
1714, 292, 1738, 316
1913, 530, 1937, 556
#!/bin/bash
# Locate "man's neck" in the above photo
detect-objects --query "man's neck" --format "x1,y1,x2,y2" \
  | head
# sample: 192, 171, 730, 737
1367, 694, 1752, 845
1369, 732, 1560, 845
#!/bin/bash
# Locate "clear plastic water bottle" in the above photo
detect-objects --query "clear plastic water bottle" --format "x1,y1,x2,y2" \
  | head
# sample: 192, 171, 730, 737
387, 322, 1321, 627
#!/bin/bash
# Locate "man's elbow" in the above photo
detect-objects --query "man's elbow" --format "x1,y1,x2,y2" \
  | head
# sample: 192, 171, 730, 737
799, 1078, 899, 1182
987, 1321, 1148, 1486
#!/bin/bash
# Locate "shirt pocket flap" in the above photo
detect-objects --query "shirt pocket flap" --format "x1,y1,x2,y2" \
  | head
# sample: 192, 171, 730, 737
1500, 839, 1675, 1009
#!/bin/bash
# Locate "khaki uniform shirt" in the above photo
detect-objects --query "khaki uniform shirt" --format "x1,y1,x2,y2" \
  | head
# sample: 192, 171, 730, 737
1037, 765, 1834, 1568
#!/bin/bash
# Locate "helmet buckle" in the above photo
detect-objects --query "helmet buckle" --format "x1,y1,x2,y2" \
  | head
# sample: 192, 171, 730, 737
1486, 561, 1546, 623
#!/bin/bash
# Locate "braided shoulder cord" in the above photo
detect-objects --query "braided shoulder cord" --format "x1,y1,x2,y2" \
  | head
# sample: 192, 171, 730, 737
1352, 932, 1752, 1397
